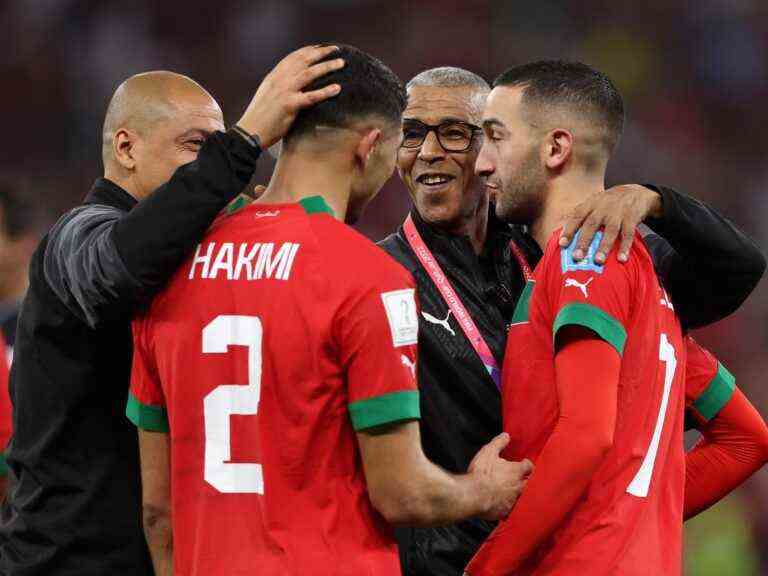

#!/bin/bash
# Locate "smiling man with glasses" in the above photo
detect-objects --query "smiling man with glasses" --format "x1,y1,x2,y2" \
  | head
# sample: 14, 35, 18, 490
378, 66, 766, 576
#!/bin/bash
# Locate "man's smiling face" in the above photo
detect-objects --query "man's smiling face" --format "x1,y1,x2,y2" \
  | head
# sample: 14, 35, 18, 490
397, 85, 488, 231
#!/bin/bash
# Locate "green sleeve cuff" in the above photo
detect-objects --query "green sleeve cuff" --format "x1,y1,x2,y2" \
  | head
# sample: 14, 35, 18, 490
693, 362, 736, 421
0, 452, 7, 476
126, 392, 169, 433
553, 302, 627, 356
349, 390, 420, 431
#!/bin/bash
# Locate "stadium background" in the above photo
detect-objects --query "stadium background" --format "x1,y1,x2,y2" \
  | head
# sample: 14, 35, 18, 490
2, 1, 767, 573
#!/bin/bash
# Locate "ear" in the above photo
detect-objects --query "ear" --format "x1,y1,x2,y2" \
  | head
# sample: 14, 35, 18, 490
112, 128, 139, 171
544, 128, 573, 170
354, 128, 382, 169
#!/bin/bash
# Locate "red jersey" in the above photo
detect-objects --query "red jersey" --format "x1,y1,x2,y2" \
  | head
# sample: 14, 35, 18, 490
128, 196, 420, 575
684, 336, 736, 428
501, 231, 687, 575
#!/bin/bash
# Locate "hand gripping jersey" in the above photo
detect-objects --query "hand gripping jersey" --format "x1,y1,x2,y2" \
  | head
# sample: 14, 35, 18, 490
127, 197, 420, 576
501, 231, 688, 575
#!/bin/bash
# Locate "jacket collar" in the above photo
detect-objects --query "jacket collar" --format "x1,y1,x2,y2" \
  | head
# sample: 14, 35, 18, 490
84, 178, 138, 212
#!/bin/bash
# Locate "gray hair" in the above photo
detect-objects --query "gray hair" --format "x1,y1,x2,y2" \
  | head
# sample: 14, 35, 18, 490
406, 67, 490, 92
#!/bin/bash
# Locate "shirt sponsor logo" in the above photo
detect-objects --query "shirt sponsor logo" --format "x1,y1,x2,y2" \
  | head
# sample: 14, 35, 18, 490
253, 210, 280, 218
565, 277, 593, 298
380, 289, 419, 347
421, 309, 456, 336
188, 242, 300, 281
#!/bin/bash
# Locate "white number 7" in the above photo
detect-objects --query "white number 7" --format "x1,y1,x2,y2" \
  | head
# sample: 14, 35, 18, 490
202, 315, 263, 494
627, 333, 677, 497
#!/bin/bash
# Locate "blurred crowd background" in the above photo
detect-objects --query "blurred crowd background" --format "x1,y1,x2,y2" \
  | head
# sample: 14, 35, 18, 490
2, 0, 767, 573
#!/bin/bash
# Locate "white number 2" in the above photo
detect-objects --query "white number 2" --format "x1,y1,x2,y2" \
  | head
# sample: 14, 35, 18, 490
202, 315, 263, 494
626, 333, 677, 498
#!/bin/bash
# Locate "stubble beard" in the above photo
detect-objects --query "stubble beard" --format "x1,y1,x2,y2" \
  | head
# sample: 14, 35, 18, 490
496, 149, 546, 226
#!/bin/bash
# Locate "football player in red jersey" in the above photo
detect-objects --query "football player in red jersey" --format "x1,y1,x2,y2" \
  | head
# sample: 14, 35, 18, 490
128, 45, 532, 576
465, 61, 768, 575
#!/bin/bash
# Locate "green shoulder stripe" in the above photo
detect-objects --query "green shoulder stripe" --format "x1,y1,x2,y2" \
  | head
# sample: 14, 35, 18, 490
126, 392, 169, 433
349, 390, 420, 431
694, 362, 736, 421
553, 302, 627, 356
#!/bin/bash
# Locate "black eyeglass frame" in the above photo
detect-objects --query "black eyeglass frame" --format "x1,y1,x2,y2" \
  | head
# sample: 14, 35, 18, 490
399, 120, 483, 153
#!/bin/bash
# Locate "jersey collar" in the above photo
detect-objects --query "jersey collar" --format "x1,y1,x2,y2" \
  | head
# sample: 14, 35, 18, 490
299, 195, 335, 216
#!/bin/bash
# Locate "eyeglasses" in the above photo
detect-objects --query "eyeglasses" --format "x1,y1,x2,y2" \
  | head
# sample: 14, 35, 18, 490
400, 120, 482, 153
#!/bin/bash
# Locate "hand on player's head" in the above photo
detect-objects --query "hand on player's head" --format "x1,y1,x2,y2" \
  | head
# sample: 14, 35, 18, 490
468, 433, 534, 521
236, 45, 345, 148
268, 44, 407, 223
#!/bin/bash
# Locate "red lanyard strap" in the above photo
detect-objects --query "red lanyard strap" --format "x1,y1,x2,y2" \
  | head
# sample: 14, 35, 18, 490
403, 214, 501, 389
508, 237, 534, 282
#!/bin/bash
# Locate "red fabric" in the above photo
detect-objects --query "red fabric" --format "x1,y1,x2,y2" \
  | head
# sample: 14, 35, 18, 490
130, 201, 419, 575
683, 337, 721, 413
685, 388, 768, 519
466, 333, 620, 575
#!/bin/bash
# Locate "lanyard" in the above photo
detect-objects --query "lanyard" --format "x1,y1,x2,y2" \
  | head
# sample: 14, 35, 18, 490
403, 214, 501, 389
508, 237, 534, 282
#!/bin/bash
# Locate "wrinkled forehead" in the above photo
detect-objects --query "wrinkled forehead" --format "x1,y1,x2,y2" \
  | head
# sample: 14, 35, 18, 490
157, 95, 225, 136
403, 85, 487, 125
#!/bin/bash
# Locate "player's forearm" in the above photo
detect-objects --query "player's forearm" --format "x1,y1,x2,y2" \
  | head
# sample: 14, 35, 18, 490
362, 422, 522, 528
376, 455, 491, 527
685, 389, 768, 520
143, 504, 173, 576
148, 547, 172, 576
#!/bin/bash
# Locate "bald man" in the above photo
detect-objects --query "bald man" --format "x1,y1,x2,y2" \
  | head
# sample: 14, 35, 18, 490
0, 46, 344, 575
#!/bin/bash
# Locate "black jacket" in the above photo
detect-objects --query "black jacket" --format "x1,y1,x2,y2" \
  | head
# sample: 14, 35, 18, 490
379, 185, 765, 576
0, 130, 260, 575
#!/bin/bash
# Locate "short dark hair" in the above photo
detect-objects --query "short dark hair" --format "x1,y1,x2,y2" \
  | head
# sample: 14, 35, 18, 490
285, 44, 407, 143
493, 60, 624, 152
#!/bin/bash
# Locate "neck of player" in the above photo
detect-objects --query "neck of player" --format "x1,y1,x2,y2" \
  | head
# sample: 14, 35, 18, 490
530, 172, 605, 251
257, 147, 353, 222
